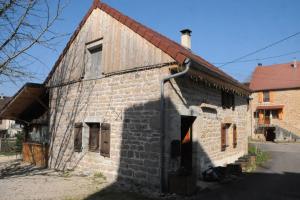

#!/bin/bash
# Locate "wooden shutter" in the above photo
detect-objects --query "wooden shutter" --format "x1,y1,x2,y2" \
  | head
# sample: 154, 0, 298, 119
269, 91, 274, 103
233, 124, 237, 148
74, 123, 82, 152
258, 111, 264, 124
89, 123, 100, 152
221, 124, 226, 151
258, 92, 263, 103
100, 123, 110, 157
279, 109, 284, 120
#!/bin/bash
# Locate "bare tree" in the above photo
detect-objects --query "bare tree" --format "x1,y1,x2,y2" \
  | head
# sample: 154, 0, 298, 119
0, 0, 67, 83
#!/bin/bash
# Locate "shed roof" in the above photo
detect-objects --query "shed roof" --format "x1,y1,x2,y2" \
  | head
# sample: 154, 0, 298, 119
249, 61, 300, 91
0, 83, 46, 121
44, 0, 249, 94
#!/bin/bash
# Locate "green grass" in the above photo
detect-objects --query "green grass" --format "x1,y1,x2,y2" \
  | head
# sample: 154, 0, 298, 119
248, 145, 269, 166
0, 152, 17, 156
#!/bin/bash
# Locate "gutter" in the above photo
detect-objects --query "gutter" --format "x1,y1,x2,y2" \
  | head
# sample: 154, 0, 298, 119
160, 58, 191, 193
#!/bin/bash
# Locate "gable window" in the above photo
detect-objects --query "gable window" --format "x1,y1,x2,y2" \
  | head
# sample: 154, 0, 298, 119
74, 123, 83, 152
263, 91, 270, 102
221, 91, 235, 110
88, 123, 100, 152
100, 123, 111, 157
85, 39, 103, 79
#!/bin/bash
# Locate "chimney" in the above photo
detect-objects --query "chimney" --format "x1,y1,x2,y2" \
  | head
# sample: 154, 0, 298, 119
180, 29, 192, 50
258, 63, 262, 67
293, 59, 297, 68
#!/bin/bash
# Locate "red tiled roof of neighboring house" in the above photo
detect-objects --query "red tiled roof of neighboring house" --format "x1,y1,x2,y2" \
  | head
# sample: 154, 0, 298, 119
249, 61, 300, 91
44, 0, 249, 92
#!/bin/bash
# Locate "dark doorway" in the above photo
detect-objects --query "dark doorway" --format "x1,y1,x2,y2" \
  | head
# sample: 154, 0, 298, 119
180, 116, 196, 172
265, 128, 276, 142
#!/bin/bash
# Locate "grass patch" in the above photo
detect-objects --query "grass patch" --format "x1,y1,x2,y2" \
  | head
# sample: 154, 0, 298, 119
248, 145, 269, 166
0, 152, 17, 156
92, 172, 107, 185
94, 172, 106, 180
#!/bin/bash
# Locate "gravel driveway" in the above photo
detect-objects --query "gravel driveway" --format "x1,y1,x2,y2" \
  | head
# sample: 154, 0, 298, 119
0, 156, 108, 200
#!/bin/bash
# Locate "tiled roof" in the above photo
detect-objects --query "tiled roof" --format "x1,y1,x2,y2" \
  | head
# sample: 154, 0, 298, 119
249, 61, 300, 91
45, 0, 248, 92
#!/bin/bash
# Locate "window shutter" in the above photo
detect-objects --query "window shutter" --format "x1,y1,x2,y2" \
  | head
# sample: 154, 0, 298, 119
258, 92, 263, 103
233, 124, 237, 148
221, 124, 226, 151
279, 109, 284, 120
74, 123, 82, 152
100, 123, 110, 157
89, 123, 100, 152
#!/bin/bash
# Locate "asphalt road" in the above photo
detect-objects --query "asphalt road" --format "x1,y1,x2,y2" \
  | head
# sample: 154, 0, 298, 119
197, 142, 300, 200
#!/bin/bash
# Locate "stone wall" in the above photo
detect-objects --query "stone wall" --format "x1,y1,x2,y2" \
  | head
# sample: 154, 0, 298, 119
49, 67, 166, 190
48, 67, 250, 190
165, 77, 249, 178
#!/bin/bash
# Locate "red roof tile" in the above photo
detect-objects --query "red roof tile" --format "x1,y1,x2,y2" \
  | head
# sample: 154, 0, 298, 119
44, 0, 248, 93
249, 62, 300, 91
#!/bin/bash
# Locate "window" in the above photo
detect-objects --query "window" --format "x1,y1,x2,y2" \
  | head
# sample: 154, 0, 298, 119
253, 111, 259, 118
88, 123, 100, 152
263, 91, 270, 102
271, 110, 279, 119
74, 123, 83, 152
221, 91, 235, 110
100, 123, 111, 157
233, 124, 237, 148
85, 39, 103, 79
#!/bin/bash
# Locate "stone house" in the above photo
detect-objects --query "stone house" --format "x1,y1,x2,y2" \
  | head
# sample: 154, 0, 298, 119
1, 0, 251, 193
249, 61, 300, 142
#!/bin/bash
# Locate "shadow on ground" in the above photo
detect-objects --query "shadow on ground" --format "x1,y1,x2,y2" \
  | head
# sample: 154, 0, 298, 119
83, 171, 300, 200
0, 159, 49, 179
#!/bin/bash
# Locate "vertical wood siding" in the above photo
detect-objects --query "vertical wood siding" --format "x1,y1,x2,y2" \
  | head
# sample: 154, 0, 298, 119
48, 8, 174, 85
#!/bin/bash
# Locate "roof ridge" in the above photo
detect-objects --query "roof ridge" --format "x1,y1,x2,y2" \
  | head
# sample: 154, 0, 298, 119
44, 1, 248, 92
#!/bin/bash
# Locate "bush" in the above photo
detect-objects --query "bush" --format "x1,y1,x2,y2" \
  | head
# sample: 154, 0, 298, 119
15, 132, 24, 153
248, 145, 268, 166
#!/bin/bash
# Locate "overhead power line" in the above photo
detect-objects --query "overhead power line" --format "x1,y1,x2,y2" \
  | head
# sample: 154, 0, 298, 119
213, 50, 300, 65
218, 31, 300, 68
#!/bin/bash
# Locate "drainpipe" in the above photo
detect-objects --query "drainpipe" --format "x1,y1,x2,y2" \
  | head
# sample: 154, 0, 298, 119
160, 58, 191, 193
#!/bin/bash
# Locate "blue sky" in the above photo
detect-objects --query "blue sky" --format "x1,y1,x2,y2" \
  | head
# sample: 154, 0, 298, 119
1, 0, 300, 96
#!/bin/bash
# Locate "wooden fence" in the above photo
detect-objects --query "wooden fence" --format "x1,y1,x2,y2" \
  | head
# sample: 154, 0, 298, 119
23, 142, 49, 167
0, 138, 17, 152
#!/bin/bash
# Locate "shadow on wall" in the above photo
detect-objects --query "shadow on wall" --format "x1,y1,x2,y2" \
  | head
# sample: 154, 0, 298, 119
47, 64, 248, 196
48, 38, 95, 170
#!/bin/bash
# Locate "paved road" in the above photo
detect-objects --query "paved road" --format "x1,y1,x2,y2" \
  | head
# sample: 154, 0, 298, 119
198, 142, 300, 200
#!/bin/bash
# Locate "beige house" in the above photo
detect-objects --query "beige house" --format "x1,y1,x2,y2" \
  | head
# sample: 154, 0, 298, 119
249, 61, 300, 142
1, 0, 251, 193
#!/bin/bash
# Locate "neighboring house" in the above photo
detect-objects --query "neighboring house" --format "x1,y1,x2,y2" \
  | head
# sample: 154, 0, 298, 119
1, 0, 251, 193
0, 96, 22, 138
249, 61, 300, 142
0, 84, 49, 166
